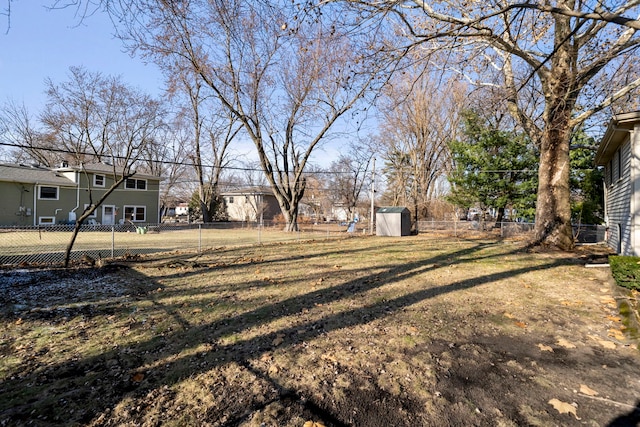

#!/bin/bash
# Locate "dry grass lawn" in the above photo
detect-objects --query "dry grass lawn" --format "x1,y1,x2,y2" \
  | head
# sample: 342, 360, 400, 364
1, 235, 639, 426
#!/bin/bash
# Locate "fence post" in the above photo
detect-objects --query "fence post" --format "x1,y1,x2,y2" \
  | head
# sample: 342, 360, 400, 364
258, 222, 262, 245
111, 226, 115, 258
198, 224, 202, 253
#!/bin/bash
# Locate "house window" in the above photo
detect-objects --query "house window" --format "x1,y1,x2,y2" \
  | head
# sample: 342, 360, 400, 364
94, 174, 105, 187
38, 216, 55, 225
124, 205, 146, 222
38, 186, 59, 200
84, 204, 97, 218
228, 196, 234, 204
613, 150, 621, 181
125, 178, 147, 190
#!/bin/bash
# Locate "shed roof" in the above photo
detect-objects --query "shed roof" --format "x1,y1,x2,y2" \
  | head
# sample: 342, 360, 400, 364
376, 206, 409, 214
595, 111, 640, 166
0, 163, 76, 186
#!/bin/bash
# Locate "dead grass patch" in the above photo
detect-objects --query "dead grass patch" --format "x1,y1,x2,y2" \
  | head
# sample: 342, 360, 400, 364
1, 236, 639, 426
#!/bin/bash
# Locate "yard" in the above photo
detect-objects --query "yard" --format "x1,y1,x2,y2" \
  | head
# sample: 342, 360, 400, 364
1, 235, 639, 426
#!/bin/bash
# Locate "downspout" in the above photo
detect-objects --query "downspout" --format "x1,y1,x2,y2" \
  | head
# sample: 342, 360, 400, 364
157, 179, 161, 224
70, 171, 80, 221
33, 183, 38, 226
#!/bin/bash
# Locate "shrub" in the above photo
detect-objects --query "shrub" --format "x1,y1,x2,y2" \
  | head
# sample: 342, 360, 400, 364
609, 256, 640, 291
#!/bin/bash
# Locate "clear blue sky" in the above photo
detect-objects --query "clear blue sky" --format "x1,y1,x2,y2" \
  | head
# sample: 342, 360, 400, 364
0, 2, 349, 167
0, 1, 164, 114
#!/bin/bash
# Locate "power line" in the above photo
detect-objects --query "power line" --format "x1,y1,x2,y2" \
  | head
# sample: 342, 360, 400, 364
0, 141, 354, 175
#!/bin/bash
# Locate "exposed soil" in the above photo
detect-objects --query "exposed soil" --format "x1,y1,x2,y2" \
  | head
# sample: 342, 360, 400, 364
1, 236, 639, 426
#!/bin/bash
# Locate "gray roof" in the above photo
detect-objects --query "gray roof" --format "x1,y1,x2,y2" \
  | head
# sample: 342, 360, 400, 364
221, 186, 275, 196
0, 163, 76, 186
377, 206, 410, 214
54, 162, 161, 180
595, 111, 640, 166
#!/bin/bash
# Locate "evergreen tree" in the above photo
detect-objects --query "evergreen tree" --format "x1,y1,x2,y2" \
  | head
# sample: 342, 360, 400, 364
570, 132, 604, 224
447, 113, 538, 223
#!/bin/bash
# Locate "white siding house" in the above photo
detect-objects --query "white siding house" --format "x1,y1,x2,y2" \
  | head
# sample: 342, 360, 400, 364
595, 111, 640, 255
221, 187, 281, 222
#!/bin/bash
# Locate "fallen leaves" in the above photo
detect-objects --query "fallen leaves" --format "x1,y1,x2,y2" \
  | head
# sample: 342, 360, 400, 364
556, 338, 576, 349
588, 335, 616, 349
548, 399, 580, 419
560, 300, 583, 307
579, 384, 598, 396
320, 353, 338, 364
272, 334, 285, 347
600, 296, 617, 308
268, 364, 279, 375
608, 328, 626, 341
303, 421, 326, 427
537, 343, 554, 352
503, 313, 526, 328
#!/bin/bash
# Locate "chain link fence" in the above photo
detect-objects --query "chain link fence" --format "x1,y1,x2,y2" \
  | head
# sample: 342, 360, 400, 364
416, 220, 606, 244
0, 220, 606, 267
0, 221, 365, 267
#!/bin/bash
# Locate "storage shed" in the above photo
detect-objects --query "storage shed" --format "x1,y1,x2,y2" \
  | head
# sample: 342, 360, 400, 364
376, 207, 411, 237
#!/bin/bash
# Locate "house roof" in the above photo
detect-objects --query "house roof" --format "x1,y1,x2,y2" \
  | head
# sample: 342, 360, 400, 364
221, 186, 275, 196
53, 162, 161, 180
0, 163, 76, 186
595, 111, 640, 166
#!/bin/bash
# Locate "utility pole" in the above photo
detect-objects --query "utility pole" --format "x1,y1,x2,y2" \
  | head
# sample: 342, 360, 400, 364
370, 157, 375, 235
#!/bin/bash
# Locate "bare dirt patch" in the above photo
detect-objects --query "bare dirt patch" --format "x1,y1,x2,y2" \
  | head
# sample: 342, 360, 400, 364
1, 236, 639, 426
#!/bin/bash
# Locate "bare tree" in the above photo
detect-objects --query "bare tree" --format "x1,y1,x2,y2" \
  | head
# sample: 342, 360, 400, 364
39, 66, 165, 168
34, 67, 165, 266
139, 123, 189, 219
329, 0, 640, 249
0, 100, 59, 166
164, 67, 240, 222
106, 0, 395, 231
327, 140, 375, 220
379, 70, 465, 225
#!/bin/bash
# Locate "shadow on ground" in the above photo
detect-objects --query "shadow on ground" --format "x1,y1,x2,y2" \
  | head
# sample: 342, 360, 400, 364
1, 238, 639, 426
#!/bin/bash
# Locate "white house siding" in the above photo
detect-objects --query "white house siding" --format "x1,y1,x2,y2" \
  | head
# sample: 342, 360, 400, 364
607, 139, 632, 254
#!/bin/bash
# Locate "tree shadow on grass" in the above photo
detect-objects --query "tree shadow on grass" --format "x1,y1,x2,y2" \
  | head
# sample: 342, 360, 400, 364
0, 239, 582, 426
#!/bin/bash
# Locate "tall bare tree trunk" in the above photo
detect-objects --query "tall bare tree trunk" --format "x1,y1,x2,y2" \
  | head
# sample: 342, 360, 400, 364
534, 117, 573, 250
532, 8, 577, 251
534, 22, 576, 251
282, 208, 299, 232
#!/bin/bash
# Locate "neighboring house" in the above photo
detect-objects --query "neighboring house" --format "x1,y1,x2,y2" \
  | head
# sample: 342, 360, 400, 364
175, 203, 189, 216
222, 187, 280, 222
0, 162, 161, 226
595, 111, 640, 255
